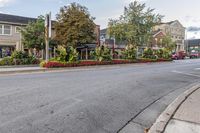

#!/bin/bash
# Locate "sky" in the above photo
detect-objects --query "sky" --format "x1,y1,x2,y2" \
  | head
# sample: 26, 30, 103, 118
0, 0, 200, 39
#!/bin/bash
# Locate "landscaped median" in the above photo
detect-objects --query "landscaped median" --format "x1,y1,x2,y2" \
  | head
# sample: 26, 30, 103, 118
41, 58, 172, 68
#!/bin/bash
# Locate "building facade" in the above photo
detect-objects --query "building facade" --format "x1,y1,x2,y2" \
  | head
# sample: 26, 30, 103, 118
0, 13, 37, 58
150, 30, 165, 49
154, 20, 185, 52
0, 13, 100, 59
0, 13, 36, 58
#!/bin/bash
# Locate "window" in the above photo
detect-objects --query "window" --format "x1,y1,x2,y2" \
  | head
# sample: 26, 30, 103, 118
15, 26, 20, 33
0, 25, 2, 34
4, 25, 11, 35
0, 24, 12, 35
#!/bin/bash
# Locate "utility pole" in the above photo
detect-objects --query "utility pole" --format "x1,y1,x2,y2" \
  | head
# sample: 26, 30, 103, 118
45, 12, 51, 62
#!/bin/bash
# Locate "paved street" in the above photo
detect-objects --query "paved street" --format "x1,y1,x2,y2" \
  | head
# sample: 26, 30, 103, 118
0, 59, 200, 133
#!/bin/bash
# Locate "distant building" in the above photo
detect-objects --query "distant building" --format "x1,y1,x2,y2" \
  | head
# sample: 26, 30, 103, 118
100, 28, 126, 49
0, 13, 37, 58
185, 39, 200, 54
150, 29, 165, 49
154, 20, 185, 52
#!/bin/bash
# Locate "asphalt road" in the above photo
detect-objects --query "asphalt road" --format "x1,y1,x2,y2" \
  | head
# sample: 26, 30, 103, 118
0, 59, 200, 133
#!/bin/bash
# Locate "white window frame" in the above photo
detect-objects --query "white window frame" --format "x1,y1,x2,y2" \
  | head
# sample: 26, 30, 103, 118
0, 24, 12, 35
15, 26, 21, 33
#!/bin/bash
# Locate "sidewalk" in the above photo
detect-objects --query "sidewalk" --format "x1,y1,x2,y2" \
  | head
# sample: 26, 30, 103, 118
164, 87, 200, 133
149, 84, 200, 133
0, 66, 46, 74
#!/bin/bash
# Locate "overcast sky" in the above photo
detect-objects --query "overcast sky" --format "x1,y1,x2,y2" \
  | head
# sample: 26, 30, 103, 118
0, 0, 200, 39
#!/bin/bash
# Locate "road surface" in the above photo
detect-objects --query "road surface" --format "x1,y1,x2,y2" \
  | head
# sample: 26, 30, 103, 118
0, 59, 200, 133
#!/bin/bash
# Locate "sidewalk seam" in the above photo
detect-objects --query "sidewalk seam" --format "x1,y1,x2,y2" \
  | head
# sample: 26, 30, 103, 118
172, 118, 200, 126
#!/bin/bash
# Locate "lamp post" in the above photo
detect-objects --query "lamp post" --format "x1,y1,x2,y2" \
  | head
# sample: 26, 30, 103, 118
45, 12, 51, 62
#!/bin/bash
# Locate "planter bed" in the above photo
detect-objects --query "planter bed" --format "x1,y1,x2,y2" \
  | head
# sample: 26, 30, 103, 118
42, 58, 172, 68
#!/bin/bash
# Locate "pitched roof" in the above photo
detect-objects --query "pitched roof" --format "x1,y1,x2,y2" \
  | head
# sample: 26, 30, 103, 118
100, 28, 107, 35
152, 29, 165, 37
0, 13, 36, 25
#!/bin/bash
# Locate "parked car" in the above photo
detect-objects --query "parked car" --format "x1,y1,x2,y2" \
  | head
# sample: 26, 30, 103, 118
190, 52, 199, 59
171, 51, 186, 60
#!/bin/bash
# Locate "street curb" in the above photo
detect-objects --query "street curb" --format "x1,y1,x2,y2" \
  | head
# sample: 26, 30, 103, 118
0, 69, 47, 75
0, 62, 174, 75
148, 83, 200, 133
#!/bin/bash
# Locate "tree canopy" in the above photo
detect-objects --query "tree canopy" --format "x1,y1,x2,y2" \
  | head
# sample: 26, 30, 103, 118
55, 2, 96, 48
21, 16, 45, 50
108, 1, 163, 47
161, 35, 176, 51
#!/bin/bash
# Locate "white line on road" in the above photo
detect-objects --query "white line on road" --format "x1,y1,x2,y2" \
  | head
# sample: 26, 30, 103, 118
172, 70, 200, 78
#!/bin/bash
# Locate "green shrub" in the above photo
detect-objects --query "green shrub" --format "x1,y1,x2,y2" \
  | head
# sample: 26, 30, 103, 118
0, 57, 13, 66
11, 51, 28, 59
91, 45, 112, 62
55, 46, 78, 63
154, 48, 171, 59
68, 46, 79, 63
143, 48, 156, 59
0, 51, 40, 66
162, 48, 171, 59
55, 46, 67, 62
40, 60, 46, 67
122, 44, 137, 60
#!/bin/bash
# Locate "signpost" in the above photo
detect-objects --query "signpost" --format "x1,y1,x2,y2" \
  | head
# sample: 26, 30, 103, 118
45, 12, 51, 62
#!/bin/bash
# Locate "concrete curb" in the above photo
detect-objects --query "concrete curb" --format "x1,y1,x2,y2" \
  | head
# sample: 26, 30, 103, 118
0, 62, 173, 75
0, 65, 38, 68
148, 83, 200, 133
0, 69, 47, 75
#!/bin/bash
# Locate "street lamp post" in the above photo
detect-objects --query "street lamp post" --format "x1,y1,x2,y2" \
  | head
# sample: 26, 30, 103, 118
45, 12, 51, 62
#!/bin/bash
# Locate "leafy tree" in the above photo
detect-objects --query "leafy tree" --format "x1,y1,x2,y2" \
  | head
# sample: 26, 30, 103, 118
108, 1, 163, 47
161, 35, 176, 51
21, 16, 45, 51
55, 3, 96, 48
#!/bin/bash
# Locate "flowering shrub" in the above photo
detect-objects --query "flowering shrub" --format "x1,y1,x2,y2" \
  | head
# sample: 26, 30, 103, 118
42, 59, 172, 68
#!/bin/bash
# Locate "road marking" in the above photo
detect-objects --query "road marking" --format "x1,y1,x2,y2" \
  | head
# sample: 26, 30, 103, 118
194, 68, 200, 70
172, 70, 200, 78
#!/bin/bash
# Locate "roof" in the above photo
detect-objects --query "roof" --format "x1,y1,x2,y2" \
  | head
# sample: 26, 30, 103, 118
0, 13, 37, 25
186, 39, 200, 46
159, 20, 179, 25
100, 28, 107, 35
